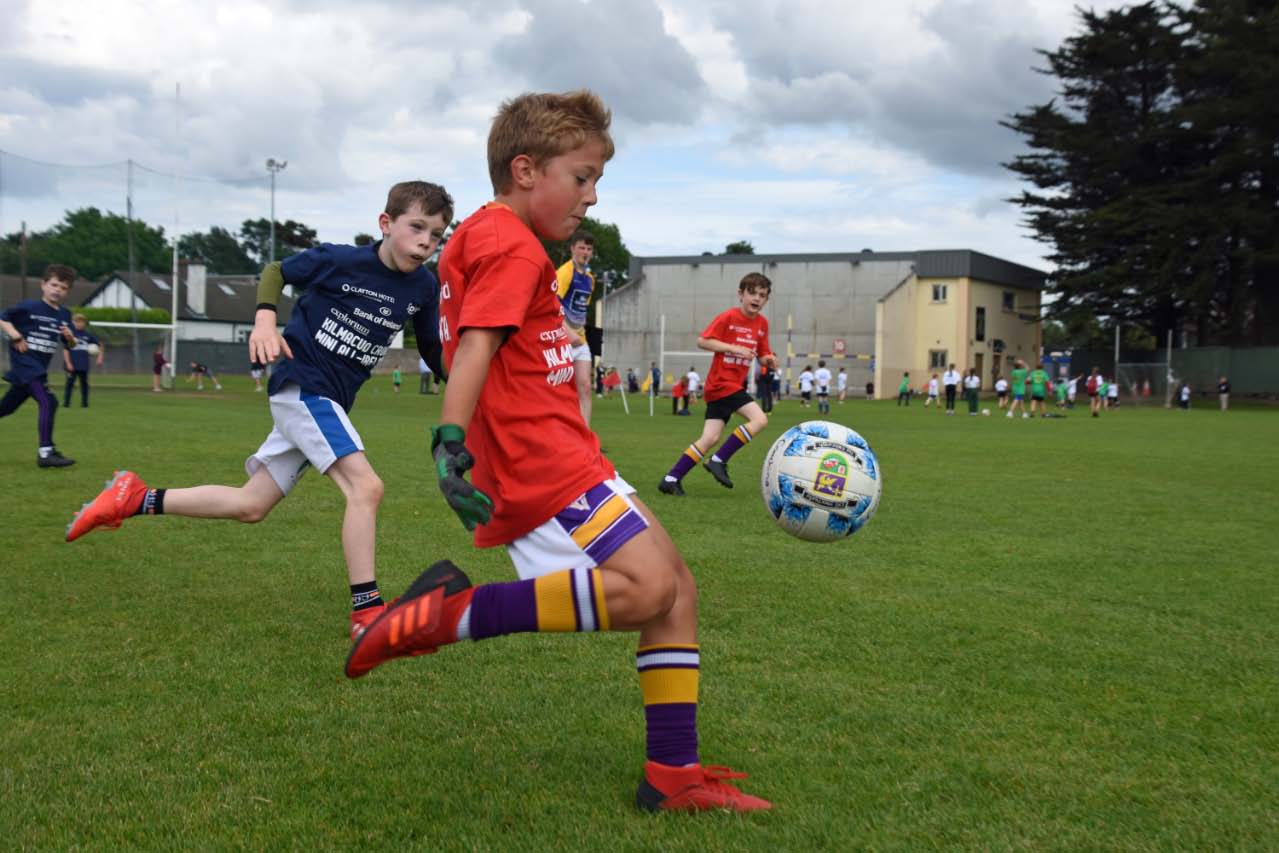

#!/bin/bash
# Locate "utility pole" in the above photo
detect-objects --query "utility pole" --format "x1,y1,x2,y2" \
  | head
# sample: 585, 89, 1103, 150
266, 158, 287, 264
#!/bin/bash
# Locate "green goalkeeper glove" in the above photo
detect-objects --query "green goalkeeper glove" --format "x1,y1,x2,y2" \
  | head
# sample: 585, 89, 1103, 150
431, 424, 493, 531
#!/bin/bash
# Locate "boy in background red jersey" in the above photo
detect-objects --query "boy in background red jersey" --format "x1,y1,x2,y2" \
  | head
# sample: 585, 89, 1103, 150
658, 274, 777, 496
344, 90, 770, 814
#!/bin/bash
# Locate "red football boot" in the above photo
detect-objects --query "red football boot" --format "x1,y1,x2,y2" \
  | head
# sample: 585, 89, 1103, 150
344, 560, 473, 679
66, 470, 148, 542
349, 603, 386, 640
636, 761, 773, 813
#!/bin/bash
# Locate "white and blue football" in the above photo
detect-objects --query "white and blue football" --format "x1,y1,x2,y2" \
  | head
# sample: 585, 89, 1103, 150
760, 420, 882, 542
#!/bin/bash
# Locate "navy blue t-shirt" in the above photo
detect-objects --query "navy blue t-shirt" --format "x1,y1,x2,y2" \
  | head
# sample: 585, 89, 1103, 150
269, 242, 439, 412
69, 329, 100, 372
2, 299, 72, 384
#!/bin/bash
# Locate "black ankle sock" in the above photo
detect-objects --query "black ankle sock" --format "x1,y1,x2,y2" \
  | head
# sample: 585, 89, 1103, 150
137, 488, 166, 516
351, 580, 383, 611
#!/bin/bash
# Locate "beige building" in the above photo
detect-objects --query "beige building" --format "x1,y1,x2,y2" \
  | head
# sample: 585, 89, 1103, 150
602, 250, 1044, 398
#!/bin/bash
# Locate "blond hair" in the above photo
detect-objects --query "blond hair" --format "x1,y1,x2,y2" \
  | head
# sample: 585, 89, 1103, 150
488, 90, 614, 195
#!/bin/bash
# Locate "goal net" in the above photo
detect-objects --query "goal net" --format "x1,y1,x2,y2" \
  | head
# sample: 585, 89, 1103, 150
1115, 362, 1171, 406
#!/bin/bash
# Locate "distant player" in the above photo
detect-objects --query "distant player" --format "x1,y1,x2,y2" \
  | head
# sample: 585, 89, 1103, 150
555, 230, 596, 425
391, 363, 402, 394
63, 313, 104, 408
250, 358, 265, 392
152, 345, 168, 392
814, 359, 832, 415
1, 263, 78, 467
187, 361, 222, 391
924, 373, 940, 408
66, 181, 451, 641
685, 365, 701, 406
1218, 375, 1230, 411
798, 364, 814, 407
343, 92, 770, 812
897, 372, 910, 405
1028, 362, 1049, 417
994, 374, 1008, 409
1007, 359, 1029, 418
1086, 367, 1103, 417
942, 363, 961, 415
837, 366, 847, 402
1106, 378, 1119, 409
660, 272, 777, 496
963, 367, 981, 415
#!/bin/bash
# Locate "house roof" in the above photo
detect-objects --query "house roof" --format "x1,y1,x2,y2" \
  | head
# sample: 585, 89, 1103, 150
1, 274, 99, 311
630, 249, 1048, 291
84, 270, 298, 323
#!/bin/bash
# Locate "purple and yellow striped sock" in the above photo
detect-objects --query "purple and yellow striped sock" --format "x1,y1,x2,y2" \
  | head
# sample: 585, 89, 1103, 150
461, 568, 611, 641
637, 644, 700, 767
664, 444, 703, 483
711, 424, 753, 463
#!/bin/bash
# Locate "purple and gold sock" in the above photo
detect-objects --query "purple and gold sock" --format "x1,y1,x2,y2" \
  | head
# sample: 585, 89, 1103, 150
710, 424, 753, 463
462, 568, 611, 641
664, 444, 703, 483
638, 644, 699, 767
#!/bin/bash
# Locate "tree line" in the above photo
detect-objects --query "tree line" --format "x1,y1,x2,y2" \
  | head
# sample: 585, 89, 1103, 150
1004, 0, 1279, 347
1, 208, 634, 292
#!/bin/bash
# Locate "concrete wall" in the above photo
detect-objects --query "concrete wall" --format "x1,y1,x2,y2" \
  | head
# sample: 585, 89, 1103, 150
603, 257, 914, 386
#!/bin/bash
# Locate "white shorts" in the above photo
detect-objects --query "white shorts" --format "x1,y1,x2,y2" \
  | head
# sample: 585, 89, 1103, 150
245, 383, 365, 495
506, 475, 648, 580
570, 343, 592, 364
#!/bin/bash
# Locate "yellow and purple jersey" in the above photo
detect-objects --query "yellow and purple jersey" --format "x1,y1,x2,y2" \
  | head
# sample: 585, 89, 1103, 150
555, 260, 595, 329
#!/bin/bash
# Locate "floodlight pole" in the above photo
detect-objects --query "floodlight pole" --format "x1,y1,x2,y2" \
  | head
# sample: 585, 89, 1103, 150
266, 158, 287, 264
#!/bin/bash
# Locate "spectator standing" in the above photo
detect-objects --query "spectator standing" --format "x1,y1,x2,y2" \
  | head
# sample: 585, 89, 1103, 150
963, 367, 981, 415
1218, 376, 1230, 411
942, 363, 961, 415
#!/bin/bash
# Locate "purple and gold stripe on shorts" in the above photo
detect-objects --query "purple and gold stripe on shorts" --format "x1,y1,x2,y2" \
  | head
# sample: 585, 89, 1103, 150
555, 482, 648, 567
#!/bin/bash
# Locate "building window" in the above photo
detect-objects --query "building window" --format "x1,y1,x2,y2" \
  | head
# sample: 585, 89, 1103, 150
975, 306, 986, 342
931, 283, 948, 302
1002, 290, 1015, 311
929, 350, 947, 369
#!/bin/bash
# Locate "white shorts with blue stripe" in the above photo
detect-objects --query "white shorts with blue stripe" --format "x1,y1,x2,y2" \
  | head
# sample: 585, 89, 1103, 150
245, 382, 365, 495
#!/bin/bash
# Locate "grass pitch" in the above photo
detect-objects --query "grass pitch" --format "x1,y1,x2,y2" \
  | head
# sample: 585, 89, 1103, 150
2, 377, 1276, 849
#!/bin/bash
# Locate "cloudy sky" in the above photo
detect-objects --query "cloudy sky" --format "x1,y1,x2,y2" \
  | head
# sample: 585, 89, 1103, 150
0, 0, 1129, 270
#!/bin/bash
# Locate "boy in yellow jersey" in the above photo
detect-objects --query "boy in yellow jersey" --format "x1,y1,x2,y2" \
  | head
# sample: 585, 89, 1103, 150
555, 230, 597, 425
344, 91, 770, 814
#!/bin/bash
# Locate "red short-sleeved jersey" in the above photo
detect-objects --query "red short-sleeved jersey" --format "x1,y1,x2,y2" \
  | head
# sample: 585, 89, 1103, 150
437, 204, 614, 547
701, 308, 773, 402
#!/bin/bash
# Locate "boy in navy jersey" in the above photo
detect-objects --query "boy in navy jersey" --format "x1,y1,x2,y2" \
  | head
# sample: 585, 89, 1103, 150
67, 182, 451, 639
1, 264, 78, 467
63, 313, 104, 408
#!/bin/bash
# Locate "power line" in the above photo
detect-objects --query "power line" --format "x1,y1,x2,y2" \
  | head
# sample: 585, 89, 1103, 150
0, 148, 268, 186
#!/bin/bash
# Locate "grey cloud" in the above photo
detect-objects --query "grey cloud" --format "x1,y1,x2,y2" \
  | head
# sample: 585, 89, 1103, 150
0, 56, 149, 107
708, 1, 1064, 177
495, 0, 707, 125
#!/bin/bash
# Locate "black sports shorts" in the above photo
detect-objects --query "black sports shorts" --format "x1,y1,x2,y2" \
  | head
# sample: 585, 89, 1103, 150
705, 389, 754, 421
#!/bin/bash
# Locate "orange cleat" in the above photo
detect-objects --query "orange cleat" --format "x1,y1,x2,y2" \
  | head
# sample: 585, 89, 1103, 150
66, 470, 148, 542
344, 560, 473, 679
349, 603, 386, 640
636, 761, 773, 813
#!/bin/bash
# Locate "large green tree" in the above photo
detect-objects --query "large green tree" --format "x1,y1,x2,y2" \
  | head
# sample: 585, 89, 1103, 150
1003, 0, 1279, 345
1, 207, 170, 281
239, 218, 318, 265
179, 226, 258, 274
724, 240, 755, 255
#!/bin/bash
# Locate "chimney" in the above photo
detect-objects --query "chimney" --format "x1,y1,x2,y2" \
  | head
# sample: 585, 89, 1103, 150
186, 263, 207, 315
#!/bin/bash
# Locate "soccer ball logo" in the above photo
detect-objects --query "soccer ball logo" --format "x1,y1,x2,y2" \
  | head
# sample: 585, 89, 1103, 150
760, 420, 882, 542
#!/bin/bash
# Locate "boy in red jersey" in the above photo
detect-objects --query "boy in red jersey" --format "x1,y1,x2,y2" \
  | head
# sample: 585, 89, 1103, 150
344, 90, 770, 814
658, 273, 777, 496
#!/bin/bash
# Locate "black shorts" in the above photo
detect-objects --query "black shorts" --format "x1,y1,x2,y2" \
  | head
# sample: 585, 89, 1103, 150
801, 391, 812, 401
997, 390, 1007, 398
705, 389, 754, 421
817, 389, 829, 398
1032, 394, 1045, 402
